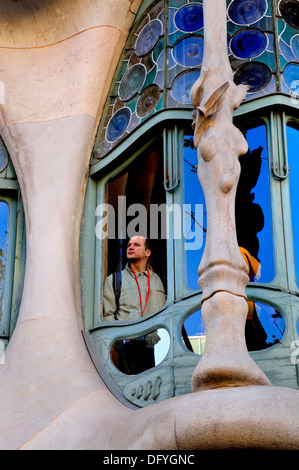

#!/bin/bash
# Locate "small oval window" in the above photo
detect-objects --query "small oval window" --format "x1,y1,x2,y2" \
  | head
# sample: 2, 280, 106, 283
182, 302, 284, 355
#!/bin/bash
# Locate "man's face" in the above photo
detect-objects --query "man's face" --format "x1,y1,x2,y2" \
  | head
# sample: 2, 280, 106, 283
126, 236, 151, 262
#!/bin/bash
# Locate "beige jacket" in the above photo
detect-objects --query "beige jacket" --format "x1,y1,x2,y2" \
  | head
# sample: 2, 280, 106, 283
103, 264, 166, 323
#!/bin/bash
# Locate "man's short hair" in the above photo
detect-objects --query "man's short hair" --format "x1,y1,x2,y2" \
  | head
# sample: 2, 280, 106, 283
144, 238, 151, 251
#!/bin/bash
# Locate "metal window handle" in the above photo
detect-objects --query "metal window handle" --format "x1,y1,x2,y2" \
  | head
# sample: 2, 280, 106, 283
272, 162, 289, 180
271, 112, 289, 180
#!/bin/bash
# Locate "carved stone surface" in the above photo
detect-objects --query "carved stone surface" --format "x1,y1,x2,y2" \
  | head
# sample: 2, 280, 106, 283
0, 0, 298, 451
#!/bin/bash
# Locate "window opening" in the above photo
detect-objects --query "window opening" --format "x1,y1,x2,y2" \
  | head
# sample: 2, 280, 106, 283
236, 124, 275, 283
100, 142, 168, 374
183, 134, 206, 291
182, 123, 277, 353
102, 143, 167, 285
111, 328, 170, 375
245, 301, 284, 351
183, 124, 274, 291
182, 308, 205, 354
286, 122, 299, 285
182, 301, 284, 355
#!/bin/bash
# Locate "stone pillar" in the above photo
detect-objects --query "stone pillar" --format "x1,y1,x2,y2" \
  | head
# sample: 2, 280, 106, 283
0, 0, 141, 450
190, 0, 271, 391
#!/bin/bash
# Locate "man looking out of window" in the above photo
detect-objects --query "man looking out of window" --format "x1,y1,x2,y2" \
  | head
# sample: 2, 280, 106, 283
103, 235, 166, 373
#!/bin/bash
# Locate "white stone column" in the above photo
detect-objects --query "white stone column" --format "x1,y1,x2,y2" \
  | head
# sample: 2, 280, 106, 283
190, 0, 271, 391
0, 0, 141, 449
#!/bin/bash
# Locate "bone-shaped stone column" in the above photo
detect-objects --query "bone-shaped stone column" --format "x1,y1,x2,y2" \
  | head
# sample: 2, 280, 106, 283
190, 0, 271, 391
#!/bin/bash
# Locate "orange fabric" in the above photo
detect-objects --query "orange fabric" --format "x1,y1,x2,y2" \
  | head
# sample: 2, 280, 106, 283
239, 247, 261, 320
239, 246, 261, 281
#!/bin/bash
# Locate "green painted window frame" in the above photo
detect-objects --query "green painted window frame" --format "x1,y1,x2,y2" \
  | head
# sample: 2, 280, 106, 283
81, 95, 299, 407
282, 114, 299, 295
0, 143, 26, 349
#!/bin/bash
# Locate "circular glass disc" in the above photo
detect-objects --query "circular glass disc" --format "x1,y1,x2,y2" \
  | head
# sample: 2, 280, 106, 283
119, 64, 147, 102
135, 19, 163, 57
174, 3, 204, 32
228, 0, 268, 25
106, 107, 131, 143
230, 28, 268, 59
234, 62, 272, 93
282, 62, 299, 94
172, 35, 204, 67
279, 0, 299, 29
171, 70, 201, 104
136, 84, 162, 118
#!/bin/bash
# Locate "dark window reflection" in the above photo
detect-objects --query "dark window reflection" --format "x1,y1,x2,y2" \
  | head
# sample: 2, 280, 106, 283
184, 125, 274, 291
236, 125, 274, 283
182, 302, 284, 354
245, 301, 284, 351
111, 329, 170, 375
0, 202, 8, 326
286, 123, 299, 284
183, 125, 276, 352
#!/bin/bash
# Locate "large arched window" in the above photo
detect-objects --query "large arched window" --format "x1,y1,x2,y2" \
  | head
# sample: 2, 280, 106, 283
81, 0, 299, 408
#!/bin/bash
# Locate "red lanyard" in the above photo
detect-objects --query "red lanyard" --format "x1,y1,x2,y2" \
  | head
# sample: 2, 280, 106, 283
131, 268, 150, 316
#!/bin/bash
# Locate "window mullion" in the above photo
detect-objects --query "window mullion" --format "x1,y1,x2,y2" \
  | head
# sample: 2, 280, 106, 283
268, 112, 292, 291
282, 115, 299, 294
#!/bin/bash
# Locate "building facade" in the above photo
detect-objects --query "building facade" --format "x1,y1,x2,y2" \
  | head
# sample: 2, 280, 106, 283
0, 0, 299, 450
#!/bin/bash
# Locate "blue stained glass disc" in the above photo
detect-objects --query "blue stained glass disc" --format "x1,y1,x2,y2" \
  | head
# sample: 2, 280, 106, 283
174, 3, 203, 33
106, 107, 131, 142
135, 19, 163, 57
172, 35, 204, 67
234, 62, 272, 92
279, 0, 299, 29
282, 63, 299, 94
291, 35, 299, 60
228, 0, 268, 25
119, 64, 146, 102
231, 28, 268, 59
171, 70, 201, 104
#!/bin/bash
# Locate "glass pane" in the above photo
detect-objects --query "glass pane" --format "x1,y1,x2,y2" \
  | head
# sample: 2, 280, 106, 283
182, 308, 206, 355
183, 135, 206, 290
111, 328, 170, 375
182, 302, 284, 355
0, 201, 9, 325
286, 124, 299, 284
184, 125, 274, 291
100, 143, 167, 322
236, 125, 275, 283
228, 0, 268, 25
245, 301, 284, 351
